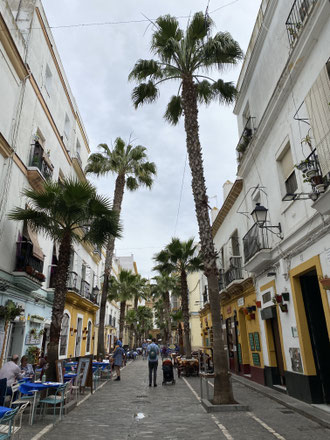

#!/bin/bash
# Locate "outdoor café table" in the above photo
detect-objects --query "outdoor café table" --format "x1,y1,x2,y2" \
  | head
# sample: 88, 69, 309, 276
92, 362, 108, 371
64, 373, 77, 382
0, 406, 13, 419
19, 381, 62, 425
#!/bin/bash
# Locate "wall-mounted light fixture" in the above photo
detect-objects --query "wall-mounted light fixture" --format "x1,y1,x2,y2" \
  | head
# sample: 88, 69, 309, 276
251, 203, 282, 238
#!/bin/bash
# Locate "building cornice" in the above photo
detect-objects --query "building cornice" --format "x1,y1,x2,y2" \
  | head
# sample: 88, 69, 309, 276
212, 179, 243, 238
0, 132, 13, 158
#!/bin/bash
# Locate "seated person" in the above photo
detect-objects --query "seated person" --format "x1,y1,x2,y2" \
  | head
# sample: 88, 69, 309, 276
20, 355, 34, 377
0, 355, 23, 394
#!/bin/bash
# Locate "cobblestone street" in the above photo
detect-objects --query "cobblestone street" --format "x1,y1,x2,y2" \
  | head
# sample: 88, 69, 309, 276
21, 359, 330, 440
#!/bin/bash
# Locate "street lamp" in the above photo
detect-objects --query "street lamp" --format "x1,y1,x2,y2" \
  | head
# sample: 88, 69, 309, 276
250, 203, 282, 237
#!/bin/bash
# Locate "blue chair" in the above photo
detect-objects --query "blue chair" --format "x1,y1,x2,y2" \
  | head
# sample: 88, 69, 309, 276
93, 366, 102, 390
0, 407, 19, 439
39, 383, 69, 424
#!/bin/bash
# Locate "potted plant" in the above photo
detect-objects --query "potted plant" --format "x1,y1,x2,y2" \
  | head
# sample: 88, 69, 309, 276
250, 313, 256, 320
279, 303, 288, 313
282, 292, 290, 301
275, 294, 282, 303
256, 301, 262, 308
320, 276, 330, 290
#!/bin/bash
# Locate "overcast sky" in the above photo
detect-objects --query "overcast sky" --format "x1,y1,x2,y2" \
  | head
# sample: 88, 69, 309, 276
42, 0, 262, 278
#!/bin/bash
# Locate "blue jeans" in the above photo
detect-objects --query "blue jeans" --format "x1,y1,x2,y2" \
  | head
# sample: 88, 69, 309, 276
148, 361, 158, 385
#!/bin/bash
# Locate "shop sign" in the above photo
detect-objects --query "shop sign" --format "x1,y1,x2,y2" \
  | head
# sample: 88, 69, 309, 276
237, 297, 244, 307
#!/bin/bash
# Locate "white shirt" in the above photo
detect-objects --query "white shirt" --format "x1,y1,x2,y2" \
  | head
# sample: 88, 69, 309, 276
0, 361, 23, 387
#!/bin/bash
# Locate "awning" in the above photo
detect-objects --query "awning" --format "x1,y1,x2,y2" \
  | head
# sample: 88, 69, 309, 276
27, 224, 45, 261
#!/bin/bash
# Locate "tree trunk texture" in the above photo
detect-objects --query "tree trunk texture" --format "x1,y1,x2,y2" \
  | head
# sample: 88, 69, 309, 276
47, 231, 72, 380
178, 323, 184, 355
119, 300, 126, 341
181, 77, 235, 404
97, 173, 125, 357
180, 269, 192, 358
164, 291, 172, 344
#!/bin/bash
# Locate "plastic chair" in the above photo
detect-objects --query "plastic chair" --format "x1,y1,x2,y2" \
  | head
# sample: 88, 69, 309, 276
39, 383, 69, 424
10, 382, 39, 425
0, 407, 19, 439
92, 367, 101, 390
0, 402, 29, 436
71, 373, 82, 401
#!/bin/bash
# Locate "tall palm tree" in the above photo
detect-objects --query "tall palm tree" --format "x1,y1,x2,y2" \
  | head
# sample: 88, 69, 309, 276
129, 12, 242, 404
154, 238, 202, 358
108, 269, 139, 341
151, 272, 178, 344
9, 179, 120, 379
136, 306, 153, 344
125, 309, 137, 348
85, 137, 156, 357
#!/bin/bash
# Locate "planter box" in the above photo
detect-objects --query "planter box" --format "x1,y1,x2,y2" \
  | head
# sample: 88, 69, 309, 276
201, 399, 249, 413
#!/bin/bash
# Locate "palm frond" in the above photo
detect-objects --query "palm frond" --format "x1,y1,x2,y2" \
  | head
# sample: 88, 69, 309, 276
196, 80, 215, 105
152, 15, 183, 56
126, 176, 139, 191
128, 59, 163, 82
201, 32, 243, 68
187, 12, 213, 44
164, 95, 183, 125
132, 81, 159, 108
212, 79, 237, 104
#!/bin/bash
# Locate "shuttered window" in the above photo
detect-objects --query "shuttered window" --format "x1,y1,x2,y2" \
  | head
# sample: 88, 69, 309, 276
305, 63, 330, 176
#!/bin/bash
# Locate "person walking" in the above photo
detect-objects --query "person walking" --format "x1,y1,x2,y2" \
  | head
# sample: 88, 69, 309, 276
112, 340, 125, 381
142, 340, 148, 360
147, 338, 160, 387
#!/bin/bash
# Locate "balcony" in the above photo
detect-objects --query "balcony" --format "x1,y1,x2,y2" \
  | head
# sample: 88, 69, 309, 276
236, 117, 257, 163
13, 241, 45, 291
286, 0, 317, 48
224, 256, 243, 287
49, 269, 98, 304
27, 142, 53, 191
243, 224, 272, 273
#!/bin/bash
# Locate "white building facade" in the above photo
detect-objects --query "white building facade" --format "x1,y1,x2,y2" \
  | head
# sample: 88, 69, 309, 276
212, 0, 330, 404
0, 0, 103, 362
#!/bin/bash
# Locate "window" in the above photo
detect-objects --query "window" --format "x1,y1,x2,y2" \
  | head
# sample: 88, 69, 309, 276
59, 313, 70, 356
278, 144, 297, 195
64, 114, 70, 139
231, 230, 240, 256
86, 321, 92, 353
45, 64, 52, 94
76, 140, 82, 165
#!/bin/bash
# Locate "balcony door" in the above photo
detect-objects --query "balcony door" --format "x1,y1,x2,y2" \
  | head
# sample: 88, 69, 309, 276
75, 317, 83, 357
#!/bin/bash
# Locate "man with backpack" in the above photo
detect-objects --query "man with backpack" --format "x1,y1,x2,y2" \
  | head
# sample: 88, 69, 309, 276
147, 338, 160, 387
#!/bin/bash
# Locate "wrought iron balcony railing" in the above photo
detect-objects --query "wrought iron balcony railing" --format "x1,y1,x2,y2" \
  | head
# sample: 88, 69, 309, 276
236, 117, 257, 163
243, 224, 271, 263
224, 256, 243, 287
286, 0, 317, 48
15, 241, 44, 274
29, 141, 53, 180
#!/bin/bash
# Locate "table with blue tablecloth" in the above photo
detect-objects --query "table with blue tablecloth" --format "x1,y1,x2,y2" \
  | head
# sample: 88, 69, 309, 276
64, 373, 77, 382
19, 381, 62, 425
0, 406, 13, 419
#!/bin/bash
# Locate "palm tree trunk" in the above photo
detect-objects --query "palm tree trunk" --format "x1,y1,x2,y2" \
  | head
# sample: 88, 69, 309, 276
0, 321, 10, 367
180, 269, 191, 358
178, 322, 184, 355
98, 173, 125, 357
47, 231, 72, 380
181, 77, 235, 404
164, 291, 172, 344
119, 300, 126, 341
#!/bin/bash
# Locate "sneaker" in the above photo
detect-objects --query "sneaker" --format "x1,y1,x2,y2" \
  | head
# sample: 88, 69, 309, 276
149, 384, 152, 387
114, 376, 120, 381
154, 384, 157, 387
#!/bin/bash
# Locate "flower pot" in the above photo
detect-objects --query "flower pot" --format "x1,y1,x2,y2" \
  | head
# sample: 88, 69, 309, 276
256, 301, 262, 308
306, 168, 318, 178
282, 292, 290, 301
316, 184, 326, 193
250, 313, 256, 320
276, 295, 282, 304
320, 278, 330, 290
279, 304, 288, 313
243, 309, 249, 315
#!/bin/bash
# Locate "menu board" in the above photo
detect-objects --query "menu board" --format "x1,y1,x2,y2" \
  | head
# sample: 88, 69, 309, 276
254, 332, 261, 351
76, 357, 92, 390
56, 360, 64, 383
248, 333, 255, 351
252, 352, 261, 366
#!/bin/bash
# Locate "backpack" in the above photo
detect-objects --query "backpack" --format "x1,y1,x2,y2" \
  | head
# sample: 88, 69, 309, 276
149, 345, 157, 361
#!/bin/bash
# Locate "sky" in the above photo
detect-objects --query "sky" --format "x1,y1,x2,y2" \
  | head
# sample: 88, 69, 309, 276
42, 0, 262, 278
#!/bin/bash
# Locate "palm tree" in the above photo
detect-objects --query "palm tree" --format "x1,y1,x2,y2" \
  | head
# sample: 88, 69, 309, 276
171, 310, 184, 354
9, 179, 120, 379
129, 12, 242, 404
154, 238, 202, 358
108, 269, 139, 341
125, 309, 137, 348
151, 272, 178, 344
85, 137, 156, 357
136, 306, 153, 344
